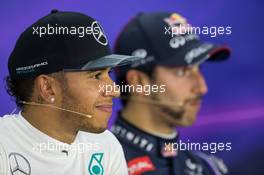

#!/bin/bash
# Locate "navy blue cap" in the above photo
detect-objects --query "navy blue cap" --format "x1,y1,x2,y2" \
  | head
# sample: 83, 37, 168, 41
8, 10, 139, 79
114, 12, 231, 77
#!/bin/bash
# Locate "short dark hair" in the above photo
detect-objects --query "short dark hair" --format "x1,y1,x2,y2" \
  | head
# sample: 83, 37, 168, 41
5, 72, 67, 109
5, 76, 35, 108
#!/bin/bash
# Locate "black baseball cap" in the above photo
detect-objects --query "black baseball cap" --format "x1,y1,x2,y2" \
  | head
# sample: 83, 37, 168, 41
8, 10, 140, 79
114, 12, 231, 77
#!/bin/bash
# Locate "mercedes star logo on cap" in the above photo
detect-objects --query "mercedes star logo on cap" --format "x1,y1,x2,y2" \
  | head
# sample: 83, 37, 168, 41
91, 21, 108, 46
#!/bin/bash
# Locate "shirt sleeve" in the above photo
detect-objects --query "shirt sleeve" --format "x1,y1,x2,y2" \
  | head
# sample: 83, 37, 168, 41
107, 131, 128, 175
0, 142, 9, 175
111, 142, 128, 175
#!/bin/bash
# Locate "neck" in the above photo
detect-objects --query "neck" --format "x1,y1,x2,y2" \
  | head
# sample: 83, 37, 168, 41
22, 107, 78, 144
122, 96, 175, 135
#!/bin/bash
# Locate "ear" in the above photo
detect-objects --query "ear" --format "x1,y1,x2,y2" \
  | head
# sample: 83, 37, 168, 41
34, 75, 58, 103
126, 70, 151, 96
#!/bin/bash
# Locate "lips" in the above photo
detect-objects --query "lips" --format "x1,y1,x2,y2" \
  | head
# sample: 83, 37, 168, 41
189, 99, 201, 106
96, 104, 113, 113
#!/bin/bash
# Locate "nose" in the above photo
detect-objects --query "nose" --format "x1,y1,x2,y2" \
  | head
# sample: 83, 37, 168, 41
192, 70, 208, 95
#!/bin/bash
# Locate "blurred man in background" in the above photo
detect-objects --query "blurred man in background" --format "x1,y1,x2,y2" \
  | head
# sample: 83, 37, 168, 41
111, 12, 231, 175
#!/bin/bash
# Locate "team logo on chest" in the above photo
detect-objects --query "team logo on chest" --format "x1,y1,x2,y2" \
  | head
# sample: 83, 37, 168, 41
9, 153, 31, 175
88, 153, 104, 175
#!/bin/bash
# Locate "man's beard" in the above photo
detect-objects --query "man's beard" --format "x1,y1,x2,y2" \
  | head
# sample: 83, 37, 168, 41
60, 89, 105, 133
150, 91, 204, 125
150, 92, 185, 120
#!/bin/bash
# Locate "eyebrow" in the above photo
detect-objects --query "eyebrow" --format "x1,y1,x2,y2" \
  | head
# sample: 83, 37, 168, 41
85, 70, 100, 75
